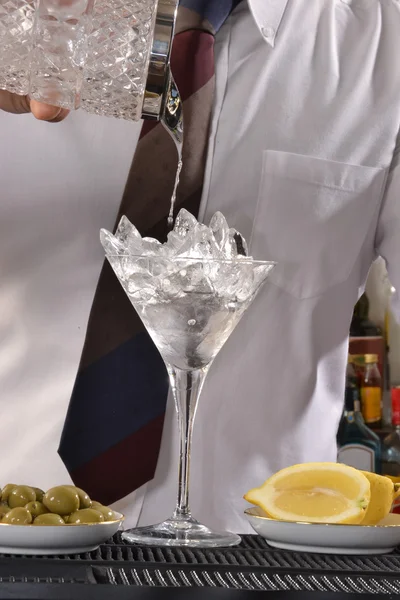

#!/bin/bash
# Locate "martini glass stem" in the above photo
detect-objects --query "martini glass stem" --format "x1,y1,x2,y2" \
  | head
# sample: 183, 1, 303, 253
167, 364, 209, 519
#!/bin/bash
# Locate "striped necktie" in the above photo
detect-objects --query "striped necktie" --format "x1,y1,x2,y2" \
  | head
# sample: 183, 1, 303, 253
59, 0, 242, 507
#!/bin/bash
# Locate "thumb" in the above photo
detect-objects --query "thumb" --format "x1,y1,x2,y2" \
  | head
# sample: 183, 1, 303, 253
0, 91, 69, 122
30, 99, 70, 122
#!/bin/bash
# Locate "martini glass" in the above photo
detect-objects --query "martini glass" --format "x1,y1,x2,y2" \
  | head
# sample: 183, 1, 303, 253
103, 252, 275, 547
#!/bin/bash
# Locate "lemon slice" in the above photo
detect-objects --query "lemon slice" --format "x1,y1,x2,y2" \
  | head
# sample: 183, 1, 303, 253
244, 463, 370, 524
360, 472, 400, 525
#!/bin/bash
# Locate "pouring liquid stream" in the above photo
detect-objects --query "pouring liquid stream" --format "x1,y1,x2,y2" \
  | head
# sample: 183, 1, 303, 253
168, 158, 183, 228
161, 75, 184, 229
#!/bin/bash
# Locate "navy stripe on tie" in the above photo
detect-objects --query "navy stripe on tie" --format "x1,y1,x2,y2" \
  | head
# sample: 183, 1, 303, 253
179, 0, 242, 31
59, 331, 169, 472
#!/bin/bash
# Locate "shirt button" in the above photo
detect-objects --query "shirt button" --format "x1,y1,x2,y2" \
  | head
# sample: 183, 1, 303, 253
261, 26, 275, 40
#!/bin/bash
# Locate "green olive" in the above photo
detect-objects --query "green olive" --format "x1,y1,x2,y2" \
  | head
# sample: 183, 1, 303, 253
0, 506, 10, 520
2, 508, 32, 525
92, 505, 116, 522
8, 486, 36, 509
25, 502, 49, 518
33, 513, 65, 526
32, 488, 45, 503
91, 501, 102, 508
65, 486, 91, 509
68, 509, 105, 524
43, 486, 79, 516
1, 484, 17, 502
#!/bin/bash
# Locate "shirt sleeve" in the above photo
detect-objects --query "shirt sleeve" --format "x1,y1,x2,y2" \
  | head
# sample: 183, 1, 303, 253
375, 150, 400, 319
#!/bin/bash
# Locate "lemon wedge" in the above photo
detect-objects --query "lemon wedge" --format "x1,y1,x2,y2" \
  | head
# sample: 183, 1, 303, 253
360, 472, 400, 525
244, 463, 370, 524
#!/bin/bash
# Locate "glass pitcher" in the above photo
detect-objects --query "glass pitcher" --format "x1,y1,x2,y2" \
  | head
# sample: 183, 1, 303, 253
0, 0, 179, 122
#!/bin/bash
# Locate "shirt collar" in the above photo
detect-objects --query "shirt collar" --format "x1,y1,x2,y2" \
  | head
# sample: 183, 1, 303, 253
248, 0, 289, 47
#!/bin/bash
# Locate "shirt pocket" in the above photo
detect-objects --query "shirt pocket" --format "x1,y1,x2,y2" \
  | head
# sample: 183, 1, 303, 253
249, 150, 387, 299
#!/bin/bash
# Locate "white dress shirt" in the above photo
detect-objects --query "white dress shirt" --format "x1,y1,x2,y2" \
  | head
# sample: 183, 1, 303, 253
136, 0, 400, 533
0, 112, 141, 493
1, 0, 400, 534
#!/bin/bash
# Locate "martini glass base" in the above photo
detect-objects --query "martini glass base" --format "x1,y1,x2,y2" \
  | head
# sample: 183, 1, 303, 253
122, 515, 241, 548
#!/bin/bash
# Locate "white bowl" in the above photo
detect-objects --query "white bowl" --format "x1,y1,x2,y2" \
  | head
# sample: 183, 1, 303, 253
245, 507, 400, 555
0, 512, 124, 555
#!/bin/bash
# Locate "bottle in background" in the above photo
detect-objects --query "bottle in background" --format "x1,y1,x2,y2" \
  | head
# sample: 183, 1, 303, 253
349, 293, 385, 412
382, 307, 392, 427
337, 356, 381, 473
361, 354, 382, 430
381, 388, 400, 478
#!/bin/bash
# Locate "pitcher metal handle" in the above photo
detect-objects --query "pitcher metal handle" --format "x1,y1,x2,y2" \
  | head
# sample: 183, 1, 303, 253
142, 0, 179, 121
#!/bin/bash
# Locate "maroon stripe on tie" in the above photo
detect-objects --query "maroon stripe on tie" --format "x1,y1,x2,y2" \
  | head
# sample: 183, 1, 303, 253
70, 414, 166, 506
140, 29, 215, 140
170, 30, 214, 101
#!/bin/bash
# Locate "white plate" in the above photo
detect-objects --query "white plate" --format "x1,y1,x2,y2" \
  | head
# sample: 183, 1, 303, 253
0, 512, 124, 555
245, 507, 400, 555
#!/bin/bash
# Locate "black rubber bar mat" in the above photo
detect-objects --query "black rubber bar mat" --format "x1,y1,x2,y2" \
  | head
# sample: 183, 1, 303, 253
0, 535, 399, 595
5, 535, 400, 575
